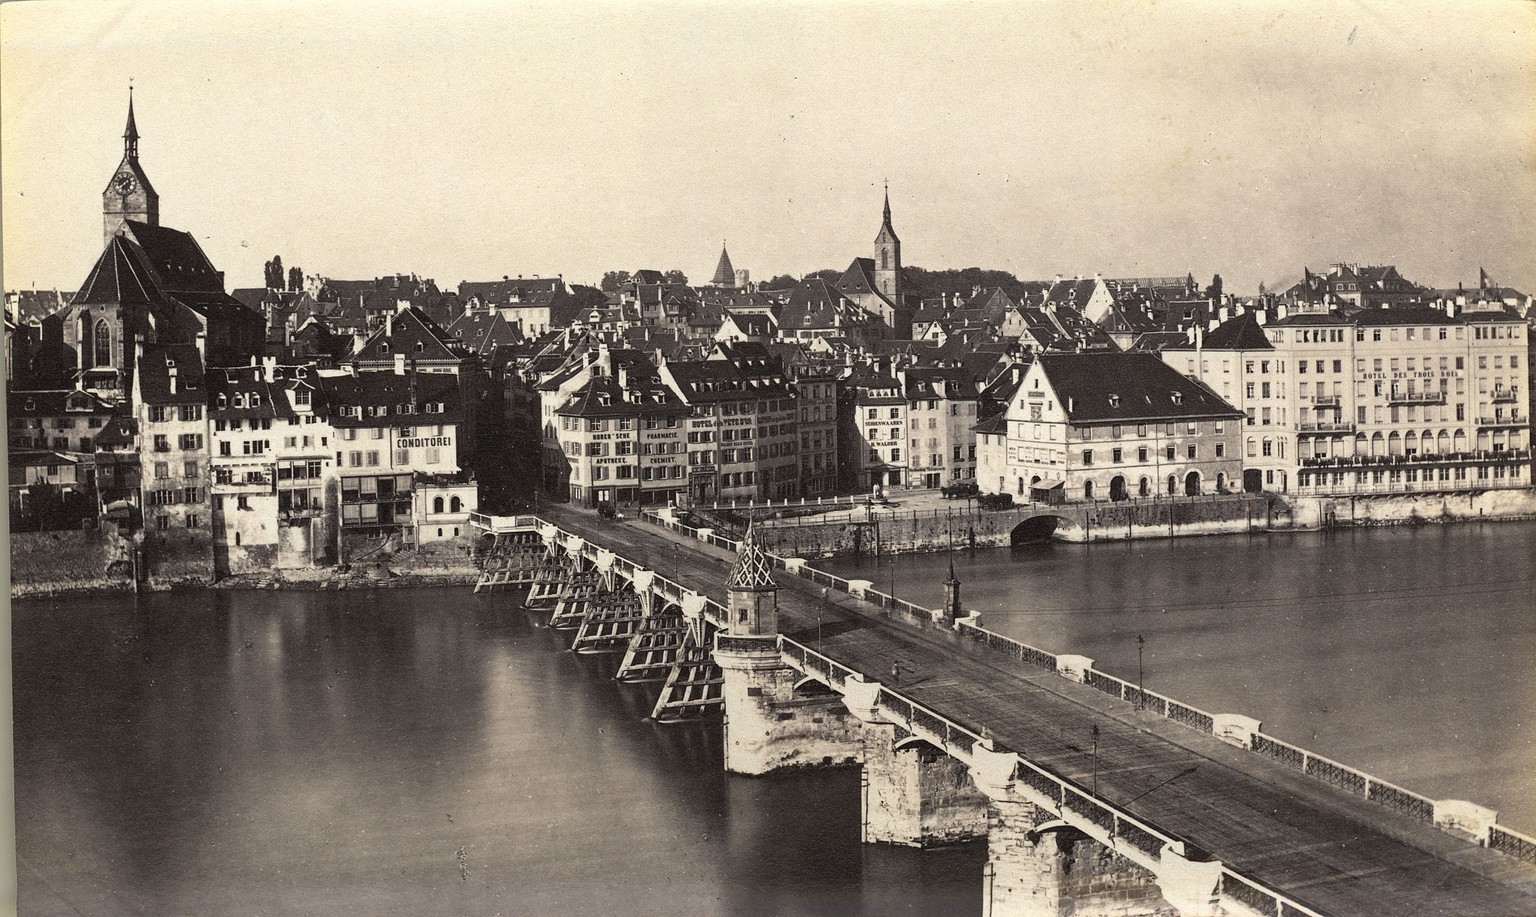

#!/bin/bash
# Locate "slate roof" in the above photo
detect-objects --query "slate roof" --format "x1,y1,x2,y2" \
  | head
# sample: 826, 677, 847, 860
555, 351, 687, 418
1037, 353, 1241, 423
780, 279, 869, 332
445, 309, 524, 356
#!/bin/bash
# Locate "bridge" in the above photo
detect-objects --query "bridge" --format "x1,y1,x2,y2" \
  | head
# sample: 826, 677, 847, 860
470, 506, 1536, 916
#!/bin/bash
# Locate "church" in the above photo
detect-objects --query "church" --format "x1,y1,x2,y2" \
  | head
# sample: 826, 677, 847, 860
46, 92, 263, 401
833, 187, 913, 337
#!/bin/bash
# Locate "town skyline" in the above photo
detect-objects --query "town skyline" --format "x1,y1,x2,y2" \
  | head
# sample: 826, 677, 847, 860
3, 1, 1534, 297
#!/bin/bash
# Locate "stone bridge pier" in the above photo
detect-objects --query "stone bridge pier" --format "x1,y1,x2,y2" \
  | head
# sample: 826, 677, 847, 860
716, 637, 865, 775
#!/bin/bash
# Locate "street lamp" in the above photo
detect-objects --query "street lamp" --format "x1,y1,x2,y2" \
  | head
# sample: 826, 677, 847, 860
1137, 635, 1146, 709
819, 586, 827, 651
1091, 724, 1100, 796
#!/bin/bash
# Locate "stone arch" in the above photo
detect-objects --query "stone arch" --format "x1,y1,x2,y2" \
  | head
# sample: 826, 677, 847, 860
1405, 430, 1418, 454
1354, 433, 1368, 456
1453, 429, 1468, 453
1138, 476, 1150, 497
451, 496, 463, 512
1370, 432, 1385, 456
1083, 480, 1095, 501
1388, 431, 1402, 455
1167, 474, 1178, 495
1011, 514, 1065, 544
1437, 430, 1451, 453
1184, 470, 1201, 496
433, 496, 444, 513
1216, 472, 1227, 493
1109, 475, 1127, 501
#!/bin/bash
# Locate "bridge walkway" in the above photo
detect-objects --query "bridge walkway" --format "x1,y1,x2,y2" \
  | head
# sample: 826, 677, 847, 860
537, 505, 1536, 916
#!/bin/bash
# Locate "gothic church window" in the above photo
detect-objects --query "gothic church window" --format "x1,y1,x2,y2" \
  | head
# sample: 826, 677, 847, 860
94, 320, 112, 368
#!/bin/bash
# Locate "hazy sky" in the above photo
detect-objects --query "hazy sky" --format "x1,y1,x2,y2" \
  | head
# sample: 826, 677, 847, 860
3, 0, 1533, 296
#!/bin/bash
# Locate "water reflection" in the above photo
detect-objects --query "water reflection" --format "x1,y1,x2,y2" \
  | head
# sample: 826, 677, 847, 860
15, 588, 982, 916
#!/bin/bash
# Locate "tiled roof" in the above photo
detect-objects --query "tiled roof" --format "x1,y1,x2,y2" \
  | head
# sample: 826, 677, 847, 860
1037, 353, 1241, 423
711, 246, 736, 286
7, 387, 116, 417
1163, 313, 1274, 351
321, 370, 464, 427
726, 523, 777, 591
353, 307, 469, 364
136, 343, 206, 405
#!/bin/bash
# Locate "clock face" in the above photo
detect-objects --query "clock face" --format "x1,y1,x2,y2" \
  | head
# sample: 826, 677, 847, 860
112, 173, 136, 195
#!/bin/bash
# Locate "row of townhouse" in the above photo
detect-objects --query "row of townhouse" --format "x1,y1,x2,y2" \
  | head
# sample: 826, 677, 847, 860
98, 342, 477, 575
838, 365, 982, 492
1161, 303, 1530, 495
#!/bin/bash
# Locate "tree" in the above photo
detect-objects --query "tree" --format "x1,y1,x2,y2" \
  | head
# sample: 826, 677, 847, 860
265, 255, 284, 291
759, 274, 800, 291
662, 269, 688, 285
600, 271, 631, 292
805, 268, 843, 284
1204, 274, 1224, 301
289, 266, 303, 292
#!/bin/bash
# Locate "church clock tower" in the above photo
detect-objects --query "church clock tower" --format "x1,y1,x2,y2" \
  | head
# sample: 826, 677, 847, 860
103, 89, 159, 247
873, 184, 901, 299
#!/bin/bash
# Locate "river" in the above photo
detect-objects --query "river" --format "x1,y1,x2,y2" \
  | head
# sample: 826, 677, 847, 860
13, 522, 1534, 915
12, 588, 979, 917
826, 520, 1536, 830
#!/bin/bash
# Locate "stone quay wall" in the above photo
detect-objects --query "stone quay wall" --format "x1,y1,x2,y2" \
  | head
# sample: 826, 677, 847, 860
747, 495, 1264, 558
9, 525, 136, 598
1283, 486, 1536, 529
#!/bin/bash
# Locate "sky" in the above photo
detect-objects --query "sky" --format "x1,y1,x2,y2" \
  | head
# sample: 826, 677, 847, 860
2, 0, 1533, 297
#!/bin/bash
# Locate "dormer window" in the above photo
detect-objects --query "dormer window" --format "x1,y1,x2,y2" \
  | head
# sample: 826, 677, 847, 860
1108, 394, 1120, 408
1171, 392, 1184, 405
165, 358, 176, 368
217, 394, 228, 408
251, 394, 261, 407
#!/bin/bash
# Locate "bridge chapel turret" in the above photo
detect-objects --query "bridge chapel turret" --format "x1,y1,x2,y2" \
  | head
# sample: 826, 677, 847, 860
103, 89, 159, 247
873, 185, 901, 299
726, 522, 779, 635
942, 556, 962, 622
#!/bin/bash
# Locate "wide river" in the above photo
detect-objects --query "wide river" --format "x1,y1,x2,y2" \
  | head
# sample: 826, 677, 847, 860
12, 521, 1534, 914
828, 520, 1536, 830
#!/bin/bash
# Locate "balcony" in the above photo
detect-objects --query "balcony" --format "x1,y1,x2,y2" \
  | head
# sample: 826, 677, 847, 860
1491, 388, 1520, 404
1298, 421, 1356, 434
1477, 414, 1526, 428
1311, 394, 1341, 408
1388, 390, 1446, 406
1299, 448, 1529, 469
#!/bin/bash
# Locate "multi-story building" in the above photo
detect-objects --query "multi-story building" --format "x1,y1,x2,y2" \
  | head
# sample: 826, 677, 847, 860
903, 367, 980, 488
207, 359, 338, 572
790, 369, 839, 497
133, 342, 210, 533
976, 352, 1243, 503
548, 348, 690, 508
322, 367, 468, 548
1165, 303, 1530, 495
839, 369, 907, 492
7, 387, 116, 453
661, 343, 799, 502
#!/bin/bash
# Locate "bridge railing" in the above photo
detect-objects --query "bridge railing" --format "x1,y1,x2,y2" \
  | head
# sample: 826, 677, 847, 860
632, 508, 1536, 863
467, 512, 541, 533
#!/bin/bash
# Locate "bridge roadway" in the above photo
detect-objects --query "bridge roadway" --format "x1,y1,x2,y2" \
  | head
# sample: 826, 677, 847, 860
538, 505, 1536, 916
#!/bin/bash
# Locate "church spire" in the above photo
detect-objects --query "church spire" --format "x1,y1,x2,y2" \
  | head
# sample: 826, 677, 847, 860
882, 181, 892, 227
123, 86, 140, 159
711, 242, 736, 287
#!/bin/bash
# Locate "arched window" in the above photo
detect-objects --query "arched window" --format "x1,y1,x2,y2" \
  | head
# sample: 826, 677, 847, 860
1138, 477, 1150, 497
94, 320, 112, 369
77, 315, 92, 369
450, 496, 462, 512
1167, 474, 1177, 495
433, 496, 444, 513
1083, 480, 1094, 500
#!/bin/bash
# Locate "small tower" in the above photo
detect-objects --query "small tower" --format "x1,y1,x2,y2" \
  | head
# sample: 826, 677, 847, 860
103, 87, 160, 246
726, 522, 778, 635
711, 243, 736, 288
873, 183, 901, 299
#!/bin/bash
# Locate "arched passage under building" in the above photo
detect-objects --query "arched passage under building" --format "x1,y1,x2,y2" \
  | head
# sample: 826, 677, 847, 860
1011, 515, 1066, 545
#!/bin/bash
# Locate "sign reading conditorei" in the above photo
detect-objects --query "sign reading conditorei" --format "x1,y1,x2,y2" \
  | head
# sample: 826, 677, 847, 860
397, 435, 453, 450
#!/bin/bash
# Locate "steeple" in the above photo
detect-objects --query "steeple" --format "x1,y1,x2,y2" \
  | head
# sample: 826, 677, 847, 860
873, 182, 901, 298
882, 181, 892, 228
103, 87, 159, 247
942, 554, 962, 623
711, 242, 736, 287
123, 86, 140, 159
726, 521, 779, 635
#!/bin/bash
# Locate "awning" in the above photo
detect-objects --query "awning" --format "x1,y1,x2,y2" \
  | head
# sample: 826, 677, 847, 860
1031, 479, 1064, 491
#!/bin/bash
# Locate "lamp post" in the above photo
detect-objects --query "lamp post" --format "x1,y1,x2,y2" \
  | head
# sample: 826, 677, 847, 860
819, 586, 827, 651
1137, 635, 1146, 709
1091, 724, 1100, 796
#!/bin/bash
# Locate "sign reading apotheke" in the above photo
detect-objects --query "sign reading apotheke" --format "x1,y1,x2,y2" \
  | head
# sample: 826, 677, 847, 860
397, 434, 454, 450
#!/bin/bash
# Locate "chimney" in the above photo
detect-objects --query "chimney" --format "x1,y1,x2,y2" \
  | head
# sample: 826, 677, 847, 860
168, 366, 178, 395
1277, 304, 1288, 320
262, 355, 277, 383
1255, 311, 1267, 326
394, 353, 406, 375
194, 331, 206, 362
385, 311, 393, 338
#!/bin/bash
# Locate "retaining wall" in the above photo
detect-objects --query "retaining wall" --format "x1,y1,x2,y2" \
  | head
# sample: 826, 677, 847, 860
9, 526, 136, 598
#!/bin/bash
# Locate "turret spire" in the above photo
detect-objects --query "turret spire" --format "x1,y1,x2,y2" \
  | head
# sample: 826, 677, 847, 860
711, 242, 736, 287
123, 85, 140, 158
882, 180, 891, 225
